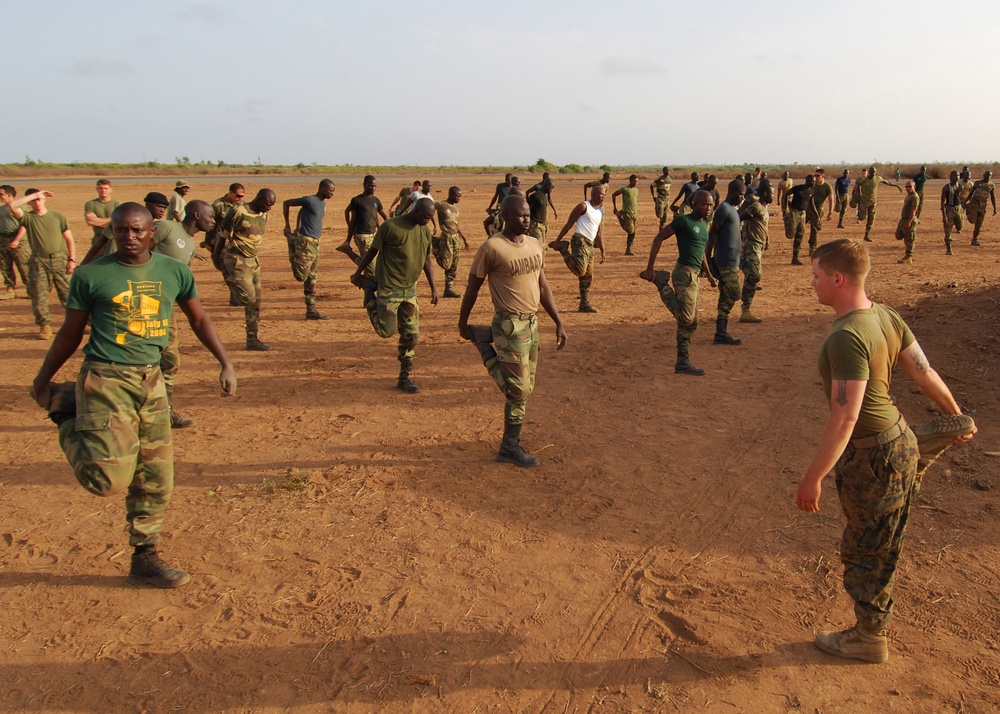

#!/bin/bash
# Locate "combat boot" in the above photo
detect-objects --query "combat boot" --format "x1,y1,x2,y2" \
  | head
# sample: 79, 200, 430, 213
674, 347, 705, 376
397, 359, 420, 394
128, 546, 191, 588
578, 292, 598, 313
443, 287, 462, 298
739, 308, 763, 323
814, 626, 888, 664
496, 422, 539, 467
46, 381, 77, 426
713, 318, 742, 345
305, 308, 329, 320
0, 287, 14, 300
170, 410, 196, 429
246, 336, 273, 351
897, 255, 912, 264
625, 238, 635, 256
790, 253, 803, 266
468, 325, 497, 362
359, 276, 378, 307
971, 235, 981, 246
38, 324, 53, 340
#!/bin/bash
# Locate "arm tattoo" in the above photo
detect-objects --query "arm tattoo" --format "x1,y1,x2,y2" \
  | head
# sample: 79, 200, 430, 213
912, 343, 931, 373
836, 380, 849, 407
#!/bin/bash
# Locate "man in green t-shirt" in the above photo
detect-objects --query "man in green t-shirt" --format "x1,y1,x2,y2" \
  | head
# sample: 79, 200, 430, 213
649, 167, 672, 229
0, 184, 31, 300
213, 188, 277, 351
962, 170, 996, 246
350, 197, 438, 394
83, 179, 120, 259
856, 166, 903, 242
29, 202, 236, 589
807, 169, 834, 255
7, 189, 77, 339
797, 238, 974, 664
738, 178, 771, 323
612, 174, 640, 255
640, 190, 717, 375
152, 200, 215, 428
433, 186, 470, 298
389, 181, 421, 217
912, 166, 929, 218
895, 181, 920, 263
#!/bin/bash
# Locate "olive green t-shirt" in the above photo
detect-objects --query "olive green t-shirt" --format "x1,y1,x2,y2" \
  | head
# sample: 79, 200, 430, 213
858, 175, 884, 204
618, 186, 639, 216
818, 303, 915, 437
0, 204, 19, 234
671, 214, 710, 270
66, 252, 197, 365
372, 216, 433, 291
223, 204, 269, 257
152, 220, 197, 264
434, 200, 460, 235
20, 210, 69, 255
900, 192, 919, 219
84, 198, 120, 240
809, 182, 833, 215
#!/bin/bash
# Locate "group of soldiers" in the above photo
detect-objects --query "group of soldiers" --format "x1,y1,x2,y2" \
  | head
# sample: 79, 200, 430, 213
6, 166, 982, 672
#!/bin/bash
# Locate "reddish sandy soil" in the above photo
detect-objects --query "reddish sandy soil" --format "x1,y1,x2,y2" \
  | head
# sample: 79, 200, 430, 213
1, 175, 997, 713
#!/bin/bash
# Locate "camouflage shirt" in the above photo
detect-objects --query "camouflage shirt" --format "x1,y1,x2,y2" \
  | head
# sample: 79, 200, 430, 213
223, 204, 269, 257
968, 181, 994, 209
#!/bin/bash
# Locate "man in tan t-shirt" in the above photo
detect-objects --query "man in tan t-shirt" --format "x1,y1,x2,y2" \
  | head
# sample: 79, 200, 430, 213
458, 195, 566, 468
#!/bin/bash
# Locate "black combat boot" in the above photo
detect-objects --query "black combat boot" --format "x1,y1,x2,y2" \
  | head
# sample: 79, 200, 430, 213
128, 545, 191, 588
46, 381, 77, 426
397, 359, 420, 393
496, 422, 539, 467
468, 325, 497, 362
674, 346, 705, 376
359, 276, 378, 307
305, 308, 329, 320
246, 336, 273, 351
713, 317, 742, 345
578, 291, 598, 313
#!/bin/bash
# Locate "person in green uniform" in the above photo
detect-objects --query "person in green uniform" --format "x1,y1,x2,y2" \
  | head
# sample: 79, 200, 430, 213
389, 181, 422, 217
807, 169, 834, 255
30, 202, 236, 588
433, 186, 470, 298
963, 170, 996, 246
7, 189, 77, 340
797, 238, 973, 663
640, 190, 717, 376
738, 178, 770, 323
459, 195, 566, 468
83, 179, 120, 259
213, 188, 277, 351
649, 167, 672, 230
350, 197, 438, 394
284, 179, 337, 320
895, 181, 920, 263
152, 199, 215, 428
940, 170, 963, 255
611, 174, 640, 255
526, 177, 556, 245
783, 175, 815, 265
912, 166, 929, 218
583, 171, 612, 200
0, 185, 31, 300
857, 166, 903, 242
206, 184, 245, 306
776, 171, 794, 219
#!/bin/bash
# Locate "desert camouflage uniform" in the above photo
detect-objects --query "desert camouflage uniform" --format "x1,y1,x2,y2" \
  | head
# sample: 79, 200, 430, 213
652, 176, 672, 228
655, 265, 699, 361
716, 267, 741, 319
895, 193, 920, 258
30, 254, 71, 326
527, 219, 546, 243
433, 233, 462, 293
740, 200, 767, 310
221, 204, 268, 341
966, 181, 994, 241
835, 425, 919, 634
0, 232, 31, 295
364, 286, 419, 363
478, 312, 539, 424
58, 361, 174, 547
353, 232, 377, 278
556, 233, 594, 294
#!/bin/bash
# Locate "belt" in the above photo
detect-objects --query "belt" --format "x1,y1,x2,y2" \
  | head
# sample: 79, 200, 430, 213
496, 311, 536, 321
850, 416, 908, 450
85, 356, 158, 369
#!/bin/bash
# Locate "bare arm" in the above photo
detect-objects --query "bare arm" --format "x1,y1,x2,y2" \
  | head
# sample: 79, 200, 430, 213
30, 307, 90, 408
538, 269, 567, 350
546, 192, 557, 220
796, 379, 867, 512
611, 188, 623, 212
62, 230, 76, 274
350, 245, 379, 284
176, 298, 237, 396
640, 223, 677, 279
457, 273, 485, 340
84, 212, 111, 229
898, 342, 967, 422
554, 202, 587, 242
422, 252, 438, 305
8, 226, 25, 250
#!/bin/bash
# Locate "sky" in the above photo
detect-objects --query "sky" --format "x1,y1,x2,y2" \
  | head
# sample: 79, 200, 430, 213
6, 0, 1000, 167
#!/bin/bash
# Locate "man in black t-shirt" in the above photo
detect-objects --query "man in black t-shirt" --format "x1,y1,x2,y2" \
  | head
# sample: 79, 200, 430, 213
783, 175, 815, 265
338, 175, 388, 277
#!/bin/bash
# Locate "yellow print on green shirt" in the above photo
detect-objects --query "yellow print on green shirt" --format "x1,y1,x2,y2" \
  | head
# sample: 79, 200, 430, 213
111, 280, 169, 343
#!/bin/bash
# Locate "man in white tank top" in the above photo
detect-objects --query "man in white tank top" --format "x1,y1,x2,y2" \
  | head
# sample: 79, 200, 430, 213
549, 184, 606, 312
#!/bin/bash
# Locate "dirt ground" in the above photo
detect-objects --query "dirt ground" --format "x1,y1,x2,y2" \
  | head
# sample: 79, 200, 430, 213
1, 174, 997, 713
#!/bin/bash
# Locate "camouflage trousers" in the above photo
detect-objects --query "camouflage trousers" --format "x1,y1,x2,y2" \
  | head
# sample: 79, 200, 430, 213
223, 251, 262, 339
57, 361, 174, 548
835, 193, 849, 226
807, 210, 824, 249
785, 209, 806, 250
895, 217, 918, 256
740, 242, 763, 309
433, 232, 461, 291
654, 196, 670, 228
160, 320, 181, 404
716, 266, 741, 319
617, 211, 637, 236
478, 311, 539, 424
966, 204, 987, 238
860, 202, 877, 238
943, 205, 963, 247
835, 425, 919, 634
288, 233, 321, 309
365, 285, 419, 363
656, 263, 699, 357
528, 219, 547, 243
29, 254, 71, 326
353, 232, 377, 278
676, 203, 693, 217
0, 233, 31, 292
558, 233, 595, 297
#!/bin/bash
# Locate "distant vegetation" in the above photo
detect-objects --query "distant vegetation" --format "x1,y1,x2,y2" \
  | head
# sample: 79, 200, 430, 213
1, 156, 994, 180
